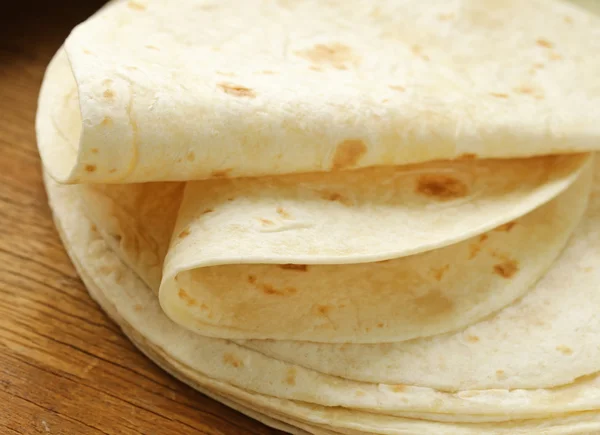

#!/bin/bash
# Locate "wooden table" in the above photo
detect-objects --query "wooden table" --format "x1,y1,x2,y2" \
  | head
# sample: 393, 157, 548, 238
0, 2, 280, 433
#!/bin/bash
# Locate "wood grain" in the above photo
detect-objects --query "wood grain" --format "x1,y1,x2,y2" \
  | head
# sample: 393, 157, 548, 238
0, 2, 281, 433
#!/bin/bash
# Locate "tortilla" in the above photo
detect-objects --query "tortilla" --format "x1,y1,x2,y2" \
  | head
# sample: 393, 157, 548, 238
37, 0, 600, 183
45, 161, 600, 433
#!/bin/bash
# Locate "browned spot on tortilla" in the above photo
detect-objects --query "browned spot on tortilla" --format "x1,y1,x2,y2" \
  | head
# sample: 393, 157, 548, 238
480, 234, 488, 243
556, 345, 573, 355
466, 335, 480, 343
438, 13, 455, 21
178, 288, 196, 306
295, 43, 356, 70
202, 208, 214, 215
309, 66, 323, 72
514, 86, 534, 95
128, 1, 146, 10
457, 153, 478, 160
91, 148, 99, 154
355, 390, 366, 397
101, 117, 113, 126
564, 16, 573, 24
109, 169, 117, 174
285, 368, 297, 386
392, 385, 406, 393
279, 264, 308, 272
389, 85, 405, 92
90, 224, 97, 232
103, 89, 115, 99
490, 92, 509, 99
185, 151, 196, 162
223, 353, 243, 368
495, 221, 517, 232
377, 322, 384, 328
316, 305, 332, 315
262, 283, 296, 296
218, 83, 255, 98
331, 139, 367, 170
416, 174, 469, 200
584, 267, 593, 273
259, 218, 274, 226
411, 45, 430, 61
431, 265, 450, 282
276, 207, 292, 219
549, 52, 562, 61
414, 290, 453, 317
533, 63, 545, 69
496, 369, 506, 379
145, 45, 160, 51
210, 168, 233, 178
85, 164, 97, 172
493, 259, 519, 279
321, 191, 353, 206
262, 70, 277, 75
178, 228, 191, 239
134, 304, 143, 312
536, 39, 554, 49
200, 303, 209, 311
83, 49, 92, 55
248, 275, 257, 284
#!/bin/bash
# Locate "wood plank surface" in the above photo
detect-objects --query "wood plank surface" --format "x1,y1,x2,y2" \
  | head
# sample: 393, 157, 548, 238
0, 2, 281, 433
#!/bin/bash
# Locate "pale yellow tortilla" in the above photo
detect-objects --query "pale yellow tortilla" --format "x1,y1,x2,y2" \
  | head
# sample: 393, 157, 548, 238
36, 0, 600, 183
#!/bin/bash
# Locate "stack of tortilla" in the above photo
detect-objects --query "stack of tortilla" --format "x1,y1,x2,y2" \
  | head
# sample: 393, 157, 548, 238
36, 0, 600, 433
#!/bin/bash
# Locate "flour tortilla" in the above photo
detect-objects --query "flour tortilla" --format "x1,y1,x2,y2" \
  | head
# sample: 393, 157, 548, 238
46, 169, 600, 433
45, 164, 600, 421
37, 0, 600, 183
160, 160, 591, 342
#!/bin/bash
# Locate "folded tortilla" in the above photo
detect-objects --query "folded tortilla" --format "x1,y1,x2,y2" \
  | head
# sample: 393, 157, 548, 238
37, 0, 600, 184
44, 156, 600, 434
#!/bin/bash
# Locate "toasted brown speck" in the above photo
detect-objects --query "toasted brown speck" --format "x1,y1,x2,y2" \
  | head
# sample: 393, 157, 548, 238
392, 385, 406, 393
248, 275, 257, 284
496, 370, 506, 379
431, 265, 450, 282
495, 221, 517, 232
389, 85, 405, 92
101, 117, 113, 126
210, 168, 233, 178
202, 208, 214, 215
331, 139, 367, 170
186, 151, 196, 162
223, 353, 243, 368
316, 305, 332, 315
276, 207, 292, 219
457, 153, 478, 160
536, 39, 554, 49
178, 288, 196, 306
218, 83, 255, 98
109, 169, 117, 174
493, 259, 519, 279
295, 43, 356, 70
91, 148, 99, 154
514, 86, 534, 95
490, 92, 509, 99
416, 174, 469, 200
262, 70, 277, 75
83, 49, 92, 55
279, 264, 308, 272
321, 191, 353, 206
285, 368, 297, 386
134, 304, 143, 312
259, 218, 274, 226
103, 89, 115, 99
178, 228, 191, 238
261, 284, 296, 296
564, 16, 573, 24
377, 322, 384, 328
309, 66, 323, 72
145, 45, 160, 51
549, 52, 562, 61
466, 335, 480, 343
90, 224, 97, 232
355, 391, 366, 397
556, 345, 573, 355
128, 1, 146, 10
85, 164, 97, 173
413, 290, 454, 317
411, 45, 430, 61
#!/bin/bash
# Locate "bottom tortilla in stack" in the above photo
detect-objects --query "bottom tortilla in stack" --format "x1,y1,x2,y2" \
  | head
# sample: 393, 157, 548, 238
43, 155, 600, 434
